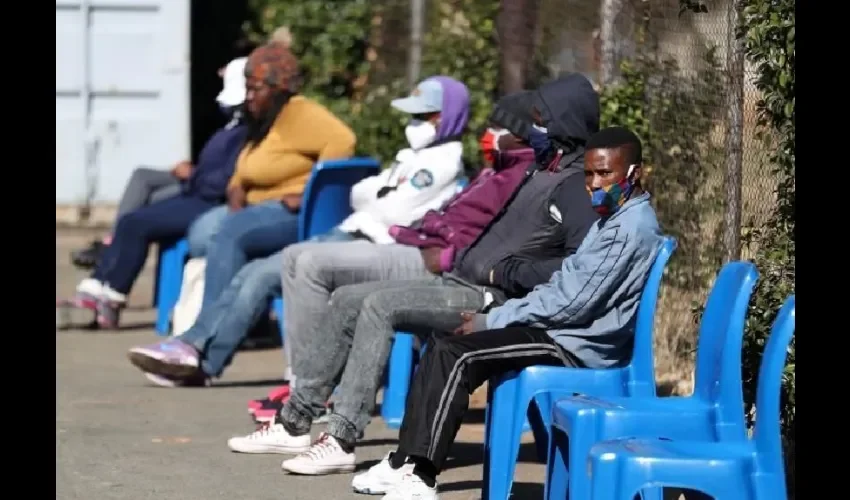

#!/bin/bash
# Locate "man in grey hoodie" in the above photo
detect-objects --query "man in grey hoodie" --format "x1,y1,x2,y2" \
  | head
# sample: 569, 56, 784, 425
353, 126, 666, 500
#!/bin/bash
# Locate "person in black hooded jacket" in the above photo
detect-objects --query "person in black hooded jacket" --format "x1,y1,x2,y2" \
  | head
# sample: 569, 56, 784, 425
219, 73, 601, 480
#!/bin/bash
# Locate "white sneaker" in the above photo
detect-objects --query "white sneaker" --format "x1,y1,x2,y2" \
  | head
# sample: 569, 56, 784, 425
101, 284, 127, 303
226, 423, 311, 454
380, 472, 439, 500
352, 453, 412, 495
281, 432, 356, 475
76, 278, 104, 296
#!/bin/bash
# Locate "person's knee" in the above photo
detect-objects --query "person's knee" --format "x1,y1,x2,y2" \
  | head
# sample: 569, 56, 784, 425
293, 247, 330, 283
281, 243, 306, 277
187, 207, 227, 257
360, 291, 394, 321
129, 167, 160, 187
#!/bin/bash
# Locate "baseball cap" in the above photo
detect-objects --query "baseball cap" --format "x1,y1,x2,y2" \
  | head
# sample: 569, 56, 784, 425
217, 57, 248, 107
391, 79, 443, 114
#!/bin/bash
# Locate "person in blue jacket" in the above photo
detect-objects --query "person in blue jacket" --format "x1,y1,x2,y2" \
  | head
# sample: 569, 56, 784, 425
70, 58, 249, 329
349, 126, 666, 500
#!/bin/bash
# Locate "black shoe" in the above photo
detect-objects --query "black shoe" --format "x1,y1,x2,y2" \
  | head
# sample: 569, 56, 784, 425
71, 240, 107, 270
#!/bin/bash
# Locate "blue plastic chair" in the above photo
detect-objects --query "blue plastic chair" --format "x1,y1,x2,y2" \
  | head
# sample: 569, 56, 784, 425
153, 157, 380, 336
295, 158, 382, 242
546, 260, 760, 500
585, 295, 795, 500
271, 157, 381, 346
154, 238, 190, 335
272, 296, 284, 342
381, 332, 418, 428
482, 236, 677, 500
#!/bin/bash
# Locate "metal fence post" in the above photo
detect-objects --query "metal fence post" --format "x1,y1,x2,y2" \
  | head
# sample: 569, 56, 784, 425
408, 0, 425, 86
723, 0, 745, 262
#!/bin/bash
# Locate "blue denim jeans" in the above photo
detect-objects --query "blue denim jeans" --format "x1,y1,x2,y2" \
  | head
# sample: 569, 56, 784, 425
186, 205, 229, 258
93, 195, 217, 294
201, 201, 301, 309
177, 227, 354, 377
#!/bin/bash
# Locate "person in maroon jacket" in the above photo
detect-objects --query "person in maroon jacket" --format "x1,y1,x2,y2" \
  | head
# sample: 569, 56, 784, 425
243, 91, 538, 421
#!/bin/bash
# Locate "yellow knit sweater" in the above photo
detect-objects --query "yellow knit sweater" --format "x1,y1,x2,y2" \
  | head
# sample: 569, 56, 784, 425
229, 96, 357, 205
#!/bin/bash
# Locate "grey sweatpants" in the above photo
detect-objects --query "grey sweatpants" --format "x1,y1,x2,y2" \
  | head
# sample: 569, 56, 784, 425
280, 240, 432, 385
280, 276, 487, 443
114, 167, 181, 231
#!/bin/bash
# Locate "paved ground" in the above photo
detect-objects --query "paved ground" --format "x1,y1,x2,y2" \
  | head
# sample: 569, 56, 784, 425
56, 228, 545, 500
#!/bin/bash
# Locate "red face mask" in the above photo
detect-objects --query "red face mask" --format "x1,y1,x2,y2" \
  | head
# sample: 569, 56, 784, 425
480, 128, 510, 165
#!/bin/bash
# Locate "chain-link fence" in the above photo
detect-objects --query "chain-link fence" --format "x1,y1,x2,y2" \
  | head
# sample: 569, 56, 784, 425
251, 0, 777, 385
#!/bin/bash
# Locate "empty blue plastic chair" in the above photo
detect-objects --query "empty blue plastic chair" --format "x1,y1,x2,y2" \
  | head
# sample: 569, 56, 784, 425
154, 238, 190, 335
585, 295, 795, 500
482, 236, 677, 500
546, 260, 759, 500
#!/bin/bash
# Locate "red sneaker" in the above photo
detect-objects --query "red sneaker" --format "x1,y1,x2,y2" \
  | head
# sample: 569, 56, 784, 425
248, 384, 291, 414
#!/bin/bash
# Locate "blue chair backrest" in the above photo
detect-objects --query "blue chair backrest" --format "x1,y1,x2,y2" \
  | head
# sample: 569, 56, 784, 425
693, 261, 759, 434
297, 158, 382, 241
627, 236, 677, 393
754, 295, 795, 473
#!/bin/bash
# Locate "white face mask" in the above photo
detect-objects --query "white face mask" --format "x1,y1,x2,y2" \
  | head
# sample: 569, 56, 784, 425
405, 119, 438, 151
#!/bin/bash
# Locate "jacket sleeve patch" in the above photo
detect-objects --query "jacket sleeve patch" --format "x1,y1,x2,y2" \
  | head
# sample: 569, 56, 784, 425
548, 203, 563, 223
410, 169, 435, 189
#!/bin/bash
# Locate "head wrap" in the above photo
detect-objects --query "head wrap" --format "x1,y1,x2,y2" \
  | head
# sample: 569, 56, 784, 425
244, 42, 300, 91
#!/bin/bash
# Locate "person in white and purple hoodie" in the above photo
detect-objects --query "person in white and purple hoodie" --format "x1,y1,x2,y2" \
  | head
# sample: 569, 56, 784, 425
221, 91, 540, 458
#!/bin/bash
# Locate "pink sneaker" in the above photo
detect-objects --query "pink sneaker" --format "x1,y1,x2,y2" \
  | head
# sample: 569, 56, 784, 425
128, 339, 202, 380
248, 384, 292, 414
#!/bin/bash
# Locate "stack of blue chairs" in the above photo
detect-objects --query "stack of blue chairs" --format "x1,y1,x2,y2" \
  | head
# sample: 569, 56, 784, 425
480, 254, 793, 500
546, 260, 758, 500
581, 295, 794, 500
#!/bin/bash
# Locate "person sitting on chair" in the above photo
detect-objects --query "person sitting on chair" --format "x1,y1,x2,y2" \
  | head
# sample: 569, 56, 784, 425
352, 127, 666, 499
69, 57, 250, 328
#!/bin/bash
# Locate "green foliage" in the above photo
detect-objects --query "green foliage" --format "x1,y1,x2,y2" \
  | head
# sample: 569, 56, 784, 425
738, 0, 795, 494
599, 48, 726, 296
244, 0, 499, 168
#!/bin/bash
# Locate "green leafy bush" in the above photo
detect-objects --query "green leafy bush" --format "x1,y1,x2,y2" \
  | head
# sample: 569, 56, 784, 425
738, 0, 795, 494
680, 0, 795, 494
244, 0, 499, 168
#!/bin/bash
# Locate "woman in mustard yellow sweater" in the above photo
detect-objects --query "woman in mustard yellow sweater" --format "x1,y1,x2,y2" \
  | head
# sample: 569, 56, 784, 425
184, 42, 356, 314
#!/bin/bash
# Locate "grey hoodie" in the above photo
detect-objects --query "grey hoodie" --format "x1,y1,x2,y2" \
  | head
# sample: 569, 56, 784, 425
450, 74, 601, 300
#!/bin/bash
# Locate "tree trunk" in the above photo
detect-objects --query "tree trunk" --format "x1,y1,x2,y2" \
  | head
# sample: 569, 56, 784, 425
497, 0, 539, 95
598, 0, 625, 86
